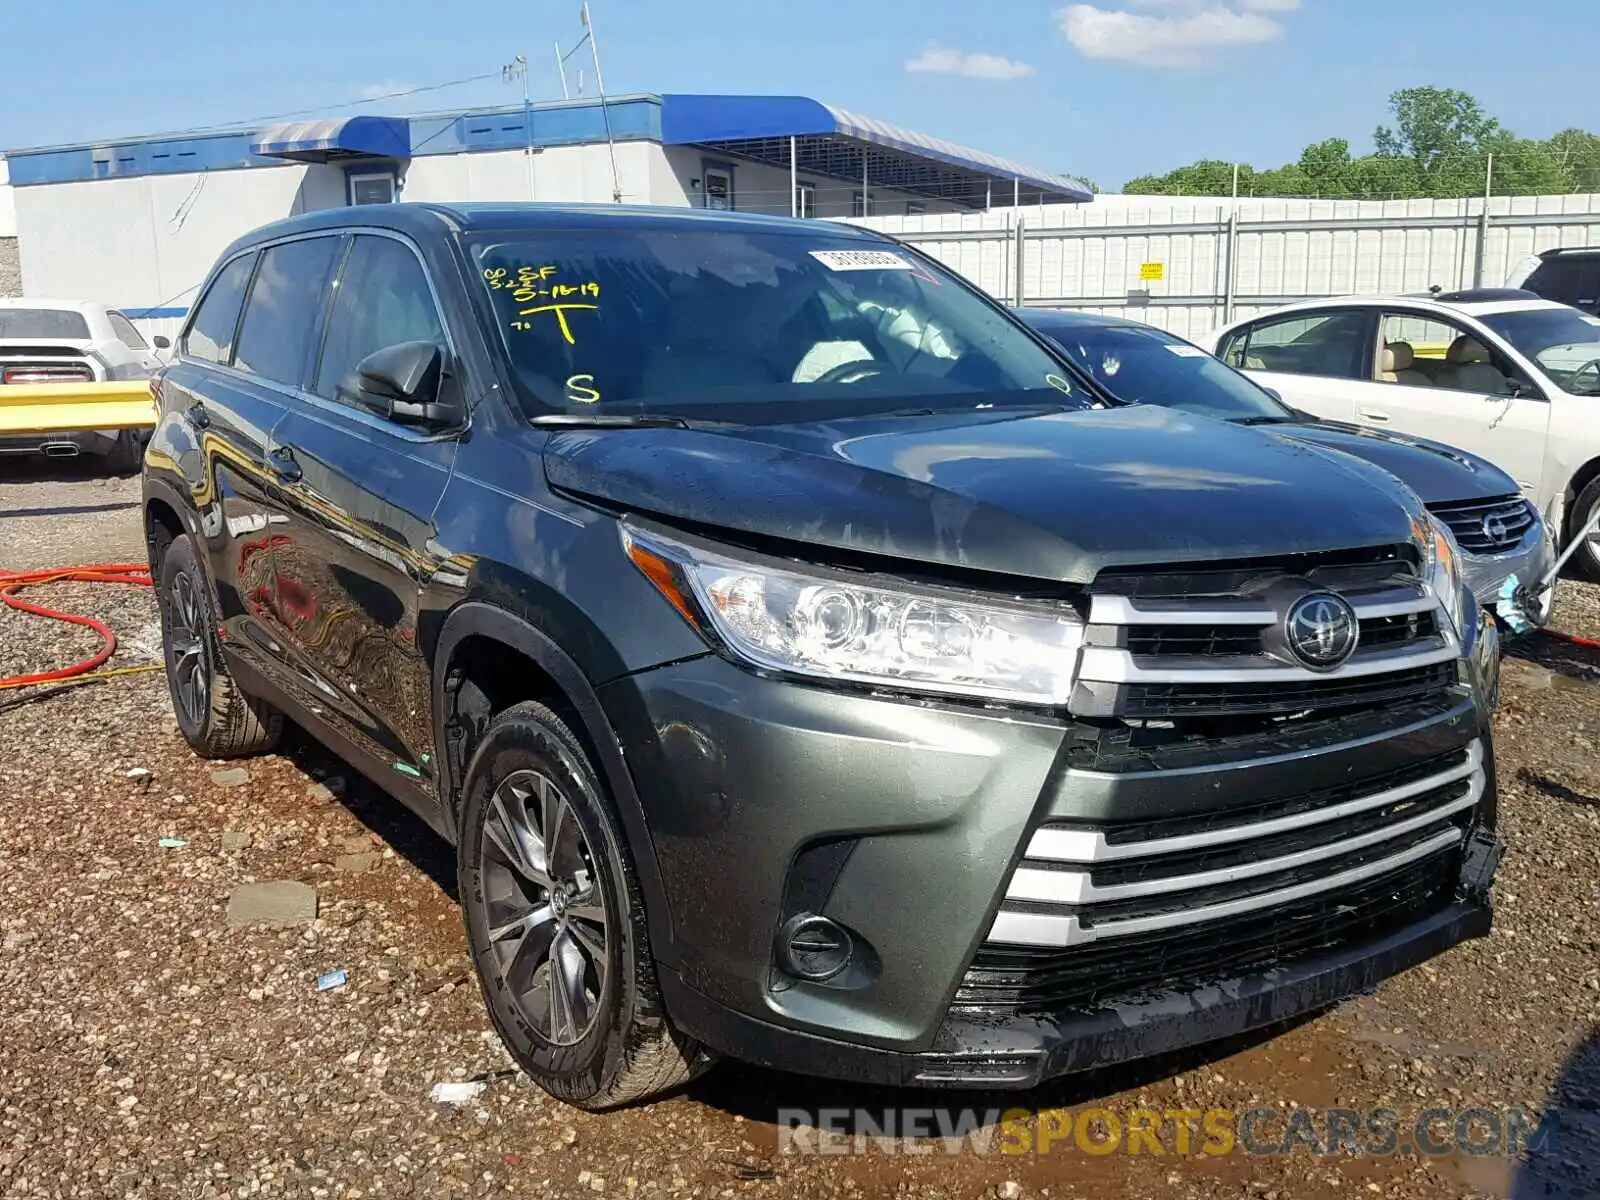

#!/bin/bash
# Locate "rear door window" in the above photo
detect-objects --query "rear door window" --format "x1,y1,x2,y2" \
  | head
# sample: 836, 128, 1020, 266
183, 253, 257, 364
1222, 310, 1372, 379
234, 236, 343, 388
313, 235, 446, 408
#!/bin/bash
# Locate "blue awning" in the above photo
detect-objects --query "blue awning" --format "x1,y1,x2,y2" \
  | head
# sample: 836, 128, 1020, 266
659, 95, 1090, 208
250, 116, 410, 162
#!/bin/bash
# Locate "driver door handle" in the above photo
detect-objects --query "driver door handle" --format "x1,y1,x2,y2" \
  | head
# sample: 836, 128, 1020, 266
268, 445, 302, 484
1358, 408, 1390, 423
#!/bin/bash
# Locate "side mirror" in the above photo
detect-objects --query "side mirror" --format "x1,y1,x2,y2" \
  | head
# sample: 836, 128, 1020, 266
1262, 387, 1284, 403
350, 341, 461, 428
152, 335, 172, 350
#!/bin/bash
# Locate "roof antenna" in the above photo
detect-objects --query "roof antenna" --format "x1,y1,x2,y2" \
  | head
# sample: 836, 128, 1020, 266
580, 2, 624, 203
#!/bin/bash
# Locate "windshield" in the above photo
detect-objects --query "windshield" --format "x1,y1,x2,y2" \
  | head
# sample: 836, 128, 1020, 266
1026, 317, 1291, 420
1478, 307, 1600, 396
0, 307, 91, 340
470, 230, 1085, 422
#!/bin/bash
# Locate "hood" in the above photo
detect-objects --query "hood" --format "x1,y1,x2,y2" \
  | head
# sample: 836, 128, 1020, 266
542, 405, 1424, 584
1265, 419, 1517, 505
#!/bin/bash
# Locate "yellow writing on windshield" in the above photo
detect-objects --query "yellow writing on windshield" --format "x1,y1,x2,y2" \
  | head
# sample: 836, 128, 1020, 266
485, 265, 602, 345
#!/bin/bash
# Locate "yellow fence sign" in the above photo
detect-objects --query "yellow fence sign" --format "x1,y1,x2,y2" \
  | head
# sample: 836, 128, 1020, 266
1139, 262, 1165, 282
0, 382, 157, 436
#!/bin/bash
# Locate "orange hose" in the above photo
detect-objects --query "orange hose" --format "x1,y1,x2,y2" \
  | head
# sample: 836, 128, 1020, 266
1541, 627, 1600, 651
0, 563, 153, 688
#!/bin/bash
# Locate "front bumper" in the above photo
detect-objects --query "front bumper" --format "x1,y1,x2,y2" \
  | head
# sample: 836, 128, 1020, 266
601, 654, 1500, 1089
659, 896, 1490, 1089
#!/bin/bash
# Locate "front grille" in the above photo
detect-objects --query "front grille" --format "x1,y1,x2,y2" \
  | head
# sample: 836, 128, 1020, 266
975, 546, 1485, 1016
957, 855, 1458, 1014
1117, 662, 1458, 719
1072, 546, 1458, 722
1125, 611, 1438, 658
1428, 496, 1535, 555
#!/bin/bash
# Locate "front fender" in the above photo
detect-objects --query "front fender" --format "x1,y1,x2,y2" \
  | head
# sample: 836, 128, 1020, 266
432, 600, 687, 965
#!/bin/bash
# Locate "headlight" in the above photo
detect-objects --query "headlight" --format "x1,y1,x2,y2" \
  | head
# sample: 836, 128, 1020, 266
621, 522, 1084, 704
1418, 513, 1467, 638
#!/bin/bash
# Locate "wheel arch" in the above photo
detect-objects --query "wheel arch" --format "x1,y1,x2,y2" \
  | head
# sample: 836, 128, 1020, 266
433, 600, 679, 963
1564, 457, 1600, 540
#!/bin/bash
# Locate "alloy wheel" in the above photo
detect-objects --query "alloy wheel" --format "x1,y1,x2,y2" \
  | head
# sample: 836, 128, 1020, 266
168, 570, 211, 726
478, 768, 609, 1046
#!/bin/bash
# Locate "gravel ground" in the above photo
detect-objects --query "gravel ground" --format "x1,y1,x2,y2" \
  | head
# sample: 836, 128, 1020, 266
2, 466, 1598, 1199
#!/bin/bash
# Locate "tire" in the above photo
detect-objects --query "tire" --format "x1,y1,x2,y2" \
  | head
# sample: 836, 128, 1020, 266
458, 700, 713, 1109
157, 534, 283, 758
1570, 478, 1600, 583
101, 429, 144, 477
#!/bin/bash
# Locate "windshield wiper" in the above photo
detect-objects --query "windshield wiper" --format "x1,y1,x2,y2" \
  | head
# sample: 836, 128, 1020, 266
530, 412, 692, 430
1230, 414, 1296, 425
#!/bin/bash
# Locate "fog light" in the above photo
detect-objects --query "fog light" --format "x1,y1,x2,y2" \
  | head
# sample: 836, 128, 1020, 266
776, 913, 853, 982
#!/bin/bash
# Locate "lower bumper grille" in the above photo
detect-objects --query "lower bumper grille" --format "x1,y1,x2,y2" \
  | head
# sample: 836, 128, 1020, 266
988, 740, 1484, 950
956, 853, 1460, 1014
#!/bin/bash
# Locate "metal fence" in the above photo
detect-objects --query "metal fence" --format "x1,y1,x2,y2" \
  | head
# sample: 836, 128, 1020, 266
855, 193, 1600, 342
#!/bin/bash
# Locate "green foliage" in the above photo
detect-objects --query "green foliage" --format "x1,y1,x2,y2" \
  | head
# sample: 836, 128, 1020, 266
1121, 87, 1596, 199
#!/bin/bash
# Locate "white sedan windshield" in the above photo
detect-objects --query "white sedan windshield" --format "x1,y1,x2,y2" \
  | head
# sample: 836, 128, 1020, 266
1480, 308, 1600, 396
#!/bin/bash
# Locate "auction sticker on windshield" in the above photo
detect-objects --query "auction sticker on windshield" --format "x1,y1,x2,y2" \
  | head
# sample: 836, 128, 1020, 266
810, 250, 915, 272
1165, 345, 1209, 358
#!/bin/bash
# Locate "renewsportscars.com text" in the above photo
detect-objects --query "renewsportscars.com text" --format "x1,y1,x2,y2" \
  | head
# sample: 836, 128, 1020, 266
777, 1106, 1557, 1158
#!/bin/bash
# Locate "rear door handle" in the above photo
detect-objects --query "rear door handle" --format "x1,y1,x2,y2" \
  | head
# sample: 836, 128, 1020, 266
268, 445, 302, 484
1358, 408, 1391, 424
186, 401, 210, 429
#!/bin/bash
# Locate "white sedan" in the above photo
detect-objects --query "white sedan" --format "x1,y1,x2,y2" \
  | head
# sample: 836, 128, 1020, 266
0, 298, 169, 472
1211, 291, 1600, 578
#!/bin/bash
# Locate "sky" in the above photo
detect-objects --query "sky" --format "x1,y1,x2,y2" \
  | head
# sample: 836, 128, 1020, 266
0, 0, 1595, 191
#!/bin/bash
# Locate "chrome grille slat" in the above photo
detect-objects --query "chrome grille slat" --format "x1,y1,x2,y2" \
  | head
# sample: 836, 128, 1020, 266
1079, 639, 1457, 685
988, 827, 1464, 949
1008, 779, 1479, 905
1027, 741, 1483, 863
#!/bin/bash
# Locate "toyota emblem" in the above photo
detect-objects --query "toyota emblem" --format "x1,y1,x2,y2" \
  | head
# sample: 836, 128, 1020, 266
1285, 593, 1360, 670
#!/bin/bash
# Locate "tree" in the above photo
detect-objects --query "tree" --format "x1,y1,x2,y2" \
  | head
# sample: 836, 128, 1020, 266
1373, 86, 1500, 194
1484, 133, 1572, 196
1549, 129, 1600, 193
1118, 86, 1596, 200
1122, 159, 1244, 197
1297, 138, 1353, 196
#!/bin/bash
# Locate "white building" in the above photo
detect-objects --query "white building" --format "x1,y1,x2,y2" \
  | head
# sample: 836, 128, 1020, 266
3, 93, 1087, 338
